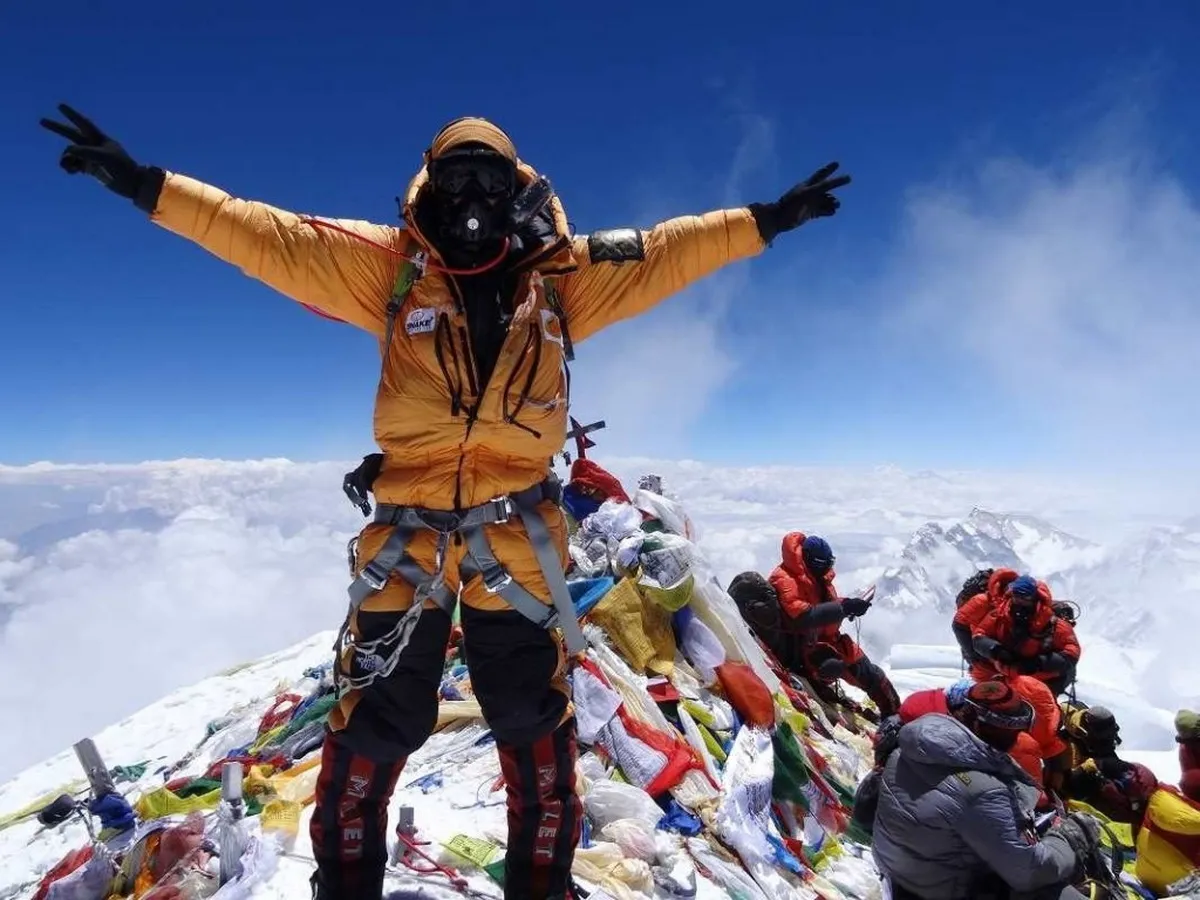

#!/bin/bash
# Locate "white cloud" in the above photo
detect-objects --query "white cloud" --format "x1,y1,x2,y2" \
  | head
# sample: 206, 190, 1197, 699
2, 457, 1196, 781
568, 280, 740, 459
882, 123, 1200, 470
0, 460, 364, 781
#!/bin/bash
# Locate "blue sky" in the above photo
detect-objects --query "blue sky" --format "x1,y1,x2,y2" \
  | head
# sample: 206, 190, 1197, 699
3, 0, 1199, 473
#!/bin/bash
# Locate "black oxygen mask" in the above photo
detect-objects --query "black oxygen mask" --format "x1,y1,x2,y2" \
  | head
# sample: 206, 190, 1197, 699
428, 148, 517, 253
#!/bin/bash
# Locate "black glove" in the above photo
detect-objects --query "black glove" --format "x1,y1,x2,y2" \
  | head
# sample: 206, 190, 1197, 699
1049, 812, 1102, 878
1096, 757, 1128, 779
1067, 765, 1103, 795
841, 596, 872, 618
749, 162, 851, 243
873, 715, 903, 767
40, 103, 164, 212
343, 453, 384, 516
816, 655, 846, 681
972, 634, 1005, 660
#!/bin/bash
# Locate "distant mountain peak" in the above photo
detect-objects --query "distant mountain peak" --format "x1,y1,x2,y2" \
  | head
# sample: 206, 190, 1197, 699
875, 508, 1096, 616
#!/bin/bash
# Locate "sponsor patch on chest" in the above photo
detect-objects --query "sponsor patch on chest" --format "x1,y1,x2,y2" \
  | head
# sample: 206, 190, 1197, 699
404, 307, 438, 336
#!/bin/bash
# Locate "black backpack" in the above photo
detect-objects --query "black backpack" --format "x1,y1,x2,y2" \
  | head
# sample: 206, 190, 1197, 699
1051, 600, 1081, 626
955, 568, 995, 608
728, 571, 782, 634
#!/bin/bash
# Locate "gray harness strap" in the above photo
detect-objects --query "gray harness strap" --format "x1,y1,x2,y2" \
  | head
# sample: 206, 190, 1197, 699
333, 524, 455, 698
457, 501, 588, 656
334, 477, 586, 696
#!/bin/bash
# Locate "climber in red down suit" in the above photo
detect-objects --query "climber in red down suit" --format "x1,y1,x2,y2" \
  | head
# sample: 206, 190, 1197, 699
971, 575, 1081, 696
769, 532, 901, 717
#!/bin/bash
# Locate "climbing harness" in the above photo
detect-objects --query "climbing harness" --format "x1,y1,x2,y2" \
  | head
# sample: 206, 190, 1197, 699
334, 473, 587, 698
307, 193, 587, 698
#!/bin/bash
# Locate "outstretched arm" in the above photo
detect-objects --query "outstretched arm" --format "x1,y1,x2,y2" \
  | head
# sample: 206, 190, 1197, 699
40, 103, 400, 335
558, 161, 850, 344
557, 209, 765, 343
151, 173, 401, 335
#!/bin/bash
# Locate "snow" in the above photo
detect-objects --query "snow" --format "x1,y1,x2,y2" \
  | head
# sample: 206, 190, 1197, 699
1, 458, 1197, 898
0, 630, 1188, 900
2, 456, 1197, 772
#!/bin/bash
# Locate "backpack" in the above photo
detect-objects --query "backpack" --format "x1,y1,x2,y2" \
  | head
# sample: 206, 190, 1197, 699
955, 568, 995, 608
727, 571, 781, 635
1051, 599, 1080, 626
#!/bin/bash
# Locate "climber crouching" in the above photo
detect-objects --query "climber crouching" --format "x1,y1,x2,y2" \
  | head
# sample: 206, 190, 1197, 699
729, 532, 900, 719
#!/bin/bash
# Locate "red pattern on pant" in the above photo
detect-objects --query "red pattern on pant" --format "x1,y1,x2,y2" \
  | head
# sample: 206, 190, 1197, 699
310, 735, 406, 900
497, 720, 583, 900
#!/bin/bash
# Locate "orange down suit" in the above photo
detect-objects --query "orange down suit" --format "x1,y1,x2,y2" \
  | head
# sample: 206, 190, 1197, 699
149, 158, 767, 727
970, 581, 1081, 684
953, 569, 1018, 643
768, 531, 863, 665
1007, 673, 1069, 799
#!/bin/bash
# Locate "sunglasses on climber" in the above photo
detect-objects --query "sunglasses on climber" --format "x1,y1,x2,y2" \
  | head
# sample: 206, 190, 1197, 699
430, 149, 516, 198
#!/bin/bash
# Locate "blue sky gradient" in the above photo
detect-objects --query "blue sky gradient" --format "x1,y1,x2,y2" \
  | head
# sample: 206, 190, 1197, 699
3, 0, 1198, 471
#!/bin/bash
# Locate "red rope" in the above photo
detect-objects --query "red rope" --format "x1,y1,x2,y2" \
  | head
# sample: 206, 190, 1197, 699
394, 830, 468, 888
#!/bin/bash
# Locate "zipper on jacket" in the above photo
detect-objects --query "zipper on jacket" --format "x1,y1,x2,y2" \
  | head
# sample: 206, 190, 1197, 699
457, 325, 481, 399
441, 273, 482, 513
452, 407, 478, 513
445, 275, 482, 402
433, 317, 464, 417
501, 323, 543, 439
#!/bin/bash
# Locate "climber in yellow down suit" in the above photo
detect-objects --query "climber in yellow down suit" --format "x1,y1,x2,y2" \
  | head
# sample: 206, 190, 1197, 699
40, 103, 850, 900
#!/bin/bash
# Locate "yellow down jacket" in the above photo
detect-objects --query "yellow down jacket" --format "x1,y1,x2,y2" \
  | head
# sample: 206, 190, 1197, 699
150, 153, 765, 512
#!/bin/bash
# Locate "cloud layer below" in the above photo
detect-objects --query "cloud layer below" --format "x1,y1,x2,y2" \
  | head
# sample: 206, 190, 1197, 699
2, 456, 1196, 780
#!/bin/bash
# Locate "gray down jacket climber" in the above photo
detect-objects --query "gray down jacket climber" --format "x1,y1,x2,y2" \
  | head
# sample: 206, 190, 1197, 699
872, 714, 1078, 900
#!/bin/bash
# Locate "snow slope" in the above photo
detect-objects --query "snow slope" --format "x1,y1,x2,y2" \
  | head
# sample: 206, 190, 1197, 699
0, 632, 1187, 900
1, 458, 1196, 899
0, 632, 537, 900
2, 458, 1198, 781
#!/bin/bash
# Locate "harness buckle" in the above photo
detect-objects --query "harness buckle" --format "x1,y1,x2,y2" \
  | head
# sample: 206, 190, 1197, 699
416, 510, 460, 532
483, 566, 514, 594
359, 561, 391, 592
488, 497, 513, 525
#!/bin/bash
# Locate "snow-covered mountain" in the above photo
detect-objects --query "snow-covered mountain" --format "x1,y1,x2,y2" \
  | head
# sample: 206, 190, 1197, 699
874, 508, 1102, 614
867, 505, 1200, 712
0, 629, 1185, 900
1, 457, 1198, 900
